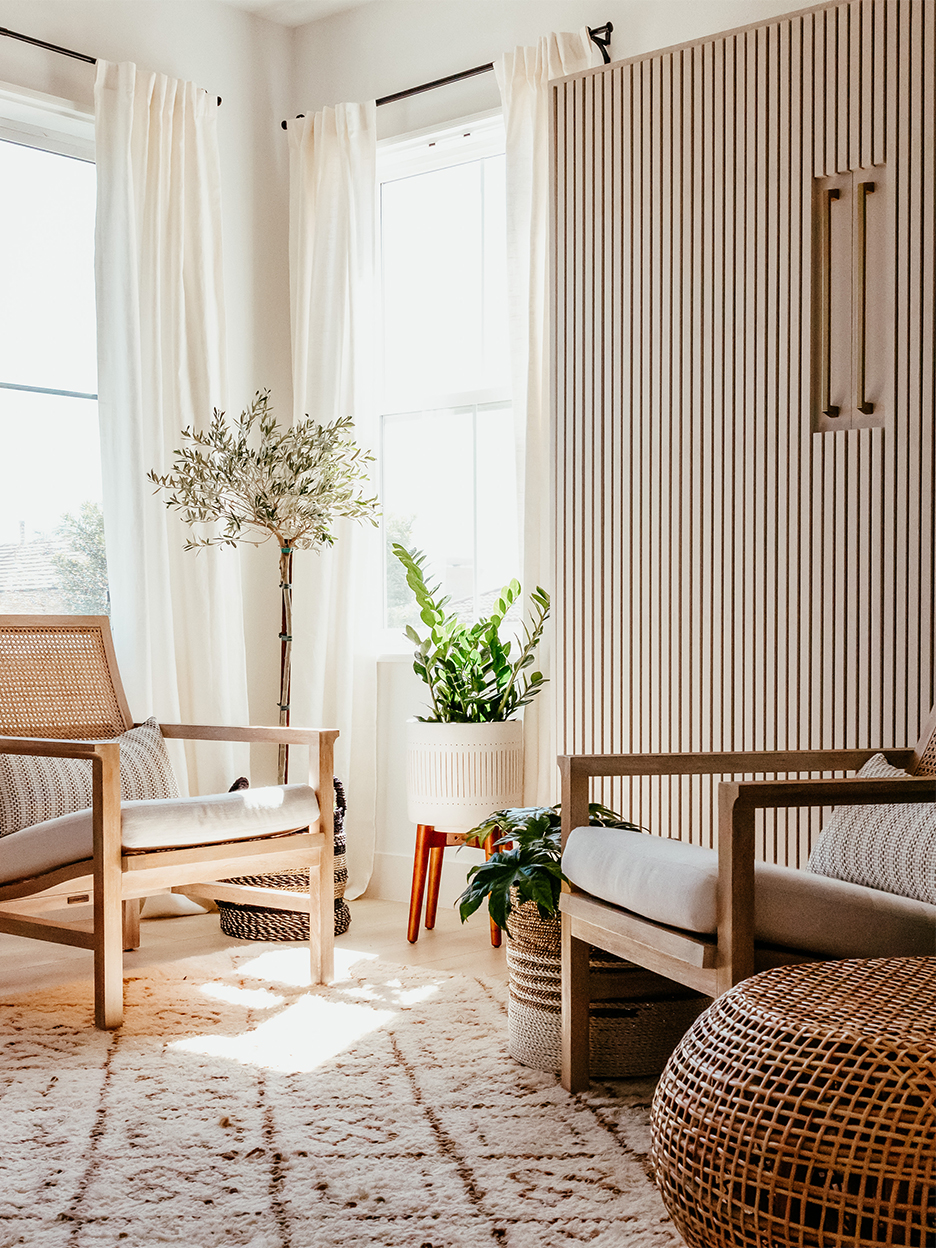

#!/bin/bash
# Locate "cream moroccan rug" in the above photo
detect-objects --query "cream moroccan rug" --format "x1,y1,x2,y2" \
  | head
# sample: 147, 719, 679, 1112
0, 946, 682, 1247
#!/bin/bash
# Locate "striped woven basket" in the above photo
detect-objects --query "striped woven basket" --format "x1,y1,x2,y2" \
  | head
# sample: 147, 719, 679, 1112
217, 777, 351, 941
505, 900, 710, 1077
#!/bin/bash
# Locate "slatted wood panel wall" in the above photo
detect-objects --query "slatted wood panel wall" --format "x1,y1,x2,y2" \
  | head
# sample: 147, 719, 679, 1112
553, 0, 935, 860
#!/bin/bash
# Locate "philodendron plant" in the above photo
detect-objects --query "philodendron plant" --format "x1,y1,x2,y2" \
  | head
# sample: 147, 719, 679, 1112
457, 804, 643, 930
392, 544, 550, 723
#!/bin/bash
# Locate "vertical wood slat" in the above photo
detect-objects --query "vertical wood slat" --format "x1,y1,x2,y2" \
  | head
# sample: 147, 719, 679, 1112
554, 0, 935, 862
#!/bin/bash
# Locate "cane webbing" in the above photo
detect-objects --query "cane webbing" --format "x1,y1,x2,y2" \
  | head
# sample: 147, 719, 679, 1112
0, 621, 129, 739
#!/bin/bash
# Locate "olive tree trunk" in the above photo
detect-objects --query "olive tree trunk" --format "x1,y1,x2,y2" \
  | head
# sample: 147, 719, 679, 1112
277, 546, 293, 784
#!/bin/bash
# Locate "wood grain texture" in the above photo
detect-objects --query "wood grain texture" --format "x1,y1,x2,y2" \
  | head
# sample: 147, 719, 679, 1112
553, 0, 935, 863
0, 617, 338, 1024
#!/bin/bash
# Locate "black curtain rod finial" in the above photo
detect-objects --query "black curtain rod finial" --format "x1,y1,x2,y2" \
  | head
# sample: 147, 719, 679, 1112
588, 21, 613, 65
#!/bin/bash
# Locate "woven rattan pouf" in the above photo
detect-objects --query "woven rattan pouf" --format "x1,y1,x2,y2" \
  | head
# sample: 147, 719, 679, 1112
650, 957, 936, 1248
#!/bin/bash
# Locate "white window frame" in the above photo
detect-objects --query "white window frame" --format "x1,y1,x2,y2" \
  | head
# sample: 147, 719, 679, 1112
377, 110, 515, 651
0, 80, 94, 160
0, 81, 106, 612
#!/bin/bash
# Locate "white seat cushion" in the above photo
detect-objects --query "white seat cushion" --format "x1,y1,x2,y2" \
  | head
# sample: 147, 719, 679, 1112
563, 825, 936, 959
0, 784, 319, 884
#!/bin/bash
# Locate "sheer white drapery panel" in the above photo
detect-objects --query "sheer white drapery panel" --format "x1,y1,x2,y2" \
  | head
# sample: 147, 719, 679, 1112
93, 61, 249, 795
495, 31, 602, 806
288, 102, 379, 898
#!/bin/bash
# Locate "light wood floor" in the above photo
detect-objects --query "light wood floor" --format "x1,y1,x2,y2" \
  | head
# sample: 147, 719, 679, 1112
0, 896, 509, 1001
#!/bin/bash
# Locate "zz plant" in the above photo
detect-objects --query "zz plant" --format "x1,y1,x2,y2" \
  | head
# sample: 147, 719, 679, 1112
392, 544, 550, 723
457, 804, 643, 930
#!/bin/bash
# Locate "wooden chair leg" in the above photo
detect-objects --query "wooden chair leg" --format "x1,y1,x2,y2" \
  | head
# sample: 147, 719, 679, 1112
95, 888, 124, 1030
561, 916, 591, 1093
308, 845, 333, 985
122, 898, 141, 951
407, 824, 434, 943
424, 843, 445, 929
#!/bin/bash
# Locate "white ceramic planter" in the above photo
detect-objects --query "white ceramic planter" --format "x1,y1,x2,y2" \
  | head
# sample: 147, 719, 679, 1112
405, 719, 524, 830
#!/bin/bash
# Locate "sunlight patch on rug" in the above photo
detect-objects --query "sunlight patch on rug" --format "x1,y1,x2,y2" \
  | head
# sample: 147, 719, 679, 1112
172, 993, 396, 1072
238, 944, 379, 988
0, 943, 681, 1248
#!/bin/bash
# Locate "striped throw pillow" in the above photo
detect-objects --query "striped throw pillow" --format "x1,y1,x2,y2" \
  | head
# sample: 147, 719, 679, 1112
0, 717, 180, 838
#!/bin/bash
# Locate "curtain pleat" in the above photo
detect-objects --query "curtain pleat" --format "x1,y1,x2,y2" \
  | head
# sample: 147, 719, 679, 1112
495, 31, 602, 805
287, 102, 379, 898
94, 61, 249, 795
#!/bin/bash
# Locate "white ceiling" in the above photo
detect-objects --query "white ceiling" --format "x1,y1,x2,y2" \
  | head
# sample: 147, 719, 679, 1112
216, 0, 378, 26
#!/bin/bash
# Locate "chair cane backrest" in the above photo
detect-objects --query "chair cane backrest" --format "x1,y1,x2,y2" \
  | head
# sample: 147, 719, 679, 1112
910, 704, 936, 777
0, 616, 133, 739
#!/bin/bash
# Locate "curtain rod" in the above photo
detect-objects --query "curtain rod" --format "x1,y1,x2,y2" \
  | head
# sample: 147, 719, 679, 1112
0, 26, 222, 105
281, 21, 612, 130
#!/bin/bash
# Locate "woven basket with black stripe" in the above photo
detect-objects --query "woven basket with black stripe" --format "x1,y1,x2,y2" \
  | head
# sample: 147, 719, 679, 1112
217, 776, 351, 941
505, 897, 710, 1076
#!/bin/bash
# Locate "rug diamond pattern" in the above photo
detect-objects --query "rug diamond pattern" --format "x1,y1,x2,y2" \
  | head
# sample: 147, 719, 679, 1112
0, 947, 682, 1247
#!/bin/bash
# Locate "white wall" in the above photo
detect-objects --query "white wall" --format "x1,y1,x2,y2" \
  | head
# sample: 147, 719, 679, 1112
0, 0, 812, 912
0, 0, 292, 759
288, 0, 813, 908
290, 0, 814, 137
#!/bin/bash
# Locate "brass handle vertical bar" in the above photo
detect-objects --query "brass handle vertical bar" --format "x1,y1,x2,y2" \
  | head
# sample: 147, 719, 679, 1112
855, 180, 875, 414
821, 187, 840, 417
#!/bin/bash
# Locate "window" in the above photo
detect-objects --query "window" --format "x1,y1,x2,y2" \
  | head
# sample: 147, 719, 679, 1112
378, 114, 518, 636
0, 84, 108, 614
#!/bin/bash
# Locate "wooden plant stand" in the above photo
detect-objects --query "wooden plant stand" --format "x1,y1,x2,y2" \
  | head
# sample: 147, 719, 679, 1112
407, 824, 501, 947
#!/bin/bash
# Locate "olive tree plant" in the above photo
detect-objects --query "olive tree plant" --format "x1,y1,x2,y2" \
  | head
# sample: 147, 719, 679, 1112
149, 390, 379, 781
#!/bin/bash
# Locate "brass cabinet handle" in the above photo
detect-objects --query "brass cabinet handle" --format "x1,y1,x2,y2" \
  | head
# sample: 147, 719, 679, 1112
821, 188, 841, 417
855, 180, 876, 415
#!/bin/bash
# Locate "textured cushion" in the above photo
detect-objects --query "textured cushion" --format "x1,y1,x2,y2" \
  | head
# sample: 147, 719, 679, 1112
562, 825, 936, 958
0, 718, 180, 838
0, 784, 320, 884
807, 752, 936, 904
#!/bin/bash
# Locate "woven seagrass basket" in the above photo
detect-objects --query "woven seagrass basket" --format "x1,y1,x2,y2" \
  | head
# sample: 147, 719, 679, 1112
217, 776, 351, 941
506, 900, 710, 1077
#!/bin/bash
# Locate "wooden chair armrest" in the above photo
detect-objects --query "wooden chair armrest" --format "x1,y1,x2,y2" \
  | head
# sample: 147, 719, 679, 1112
559, 747, 913, 779
715, 773, 934, 991
156, 724, 339, 747
557, 747, 917, 846
0, 736, 119, 760
724, 774, 935, 811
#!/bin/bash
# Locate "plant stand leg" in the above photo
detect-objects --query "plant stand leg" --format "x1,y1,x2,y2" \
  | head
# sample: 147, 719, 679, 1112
424, 841, 446, 930
483, 830, 502, 948
407, 824, 434, 943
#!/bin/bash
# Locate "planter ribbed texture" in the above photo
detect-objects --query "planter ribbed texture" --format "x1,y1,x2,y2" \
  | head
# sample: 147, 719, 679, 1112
505, 900, 710, 1077
405, 720, 523, 830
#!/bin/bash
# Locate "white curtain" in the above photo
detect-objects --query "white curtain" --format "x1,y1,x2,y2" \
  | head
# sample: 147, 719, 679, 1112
287, 103, 379, 898
496, 31, 603, 805
94, 61, 249, 794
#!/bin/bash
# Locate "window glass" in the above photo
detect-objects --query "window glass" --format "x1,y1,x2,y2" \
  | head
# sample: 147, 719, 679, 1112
0, 134, 108, 614
379, 117, 518, 635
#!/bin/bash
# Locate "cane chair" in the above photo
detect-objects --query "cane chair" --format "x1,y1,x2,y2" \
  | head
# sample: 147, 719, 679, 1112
559, 706, 936, 1091
0, 616, 337, 1029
